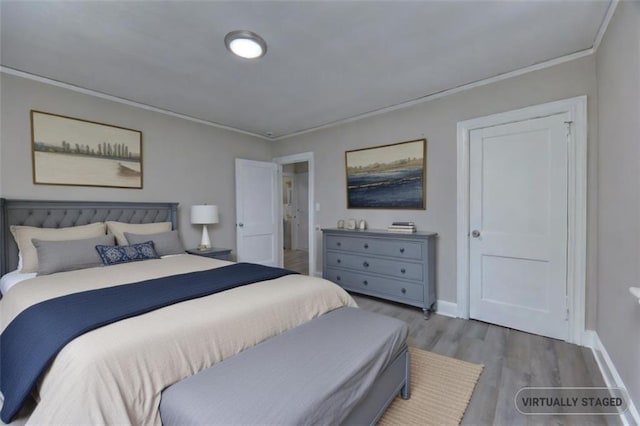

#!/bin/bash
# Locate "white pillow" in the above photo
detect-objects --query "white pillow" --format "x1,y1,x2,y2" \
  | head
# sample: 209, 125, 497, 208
106, 221, 172, 246
10, 222, 107, 273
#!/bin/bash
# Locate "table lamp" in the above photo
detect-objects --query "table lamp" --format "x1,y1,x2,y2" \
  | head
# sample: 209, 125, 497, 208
191, 205, 219, 250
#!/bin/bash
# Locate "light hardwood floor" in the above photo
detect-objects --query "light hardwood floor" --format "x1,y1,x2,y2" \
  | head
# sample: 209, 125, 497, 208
284, 249, 309, 275
352, 294, 620, 426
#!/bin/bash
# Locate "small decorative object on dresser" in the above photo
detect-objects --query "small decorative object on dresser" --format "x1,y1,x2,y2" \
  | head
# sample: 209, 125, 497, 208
186, 247, 232, 261
322, 228, 437, 318
345, 219, 357, 230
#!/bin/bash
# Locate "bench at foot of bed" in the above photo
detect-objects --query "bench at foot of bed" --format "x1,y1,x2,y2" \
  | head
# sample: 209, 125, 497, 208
160, 307, 410, 425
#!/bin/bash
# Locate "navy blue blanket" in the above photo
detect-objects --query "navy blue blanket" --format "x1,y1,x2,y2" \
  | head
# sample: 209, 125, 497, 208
0, 262, 296, 422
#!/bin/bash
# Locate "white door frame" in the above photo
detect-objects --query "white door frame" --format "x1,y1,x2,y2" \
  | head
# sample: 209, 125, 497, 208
456, 96, 588, 345
273, 152, 316, 276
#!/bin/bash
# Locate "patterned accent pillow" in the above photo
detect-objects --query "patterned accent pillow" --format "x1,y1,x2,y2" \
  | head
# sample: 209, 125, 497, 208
95, 241, 159, 266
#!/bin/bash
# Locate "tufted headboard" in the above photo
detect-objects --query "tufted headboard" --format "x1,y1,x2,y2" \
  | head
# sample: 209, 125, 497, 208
0, 199, 178, 276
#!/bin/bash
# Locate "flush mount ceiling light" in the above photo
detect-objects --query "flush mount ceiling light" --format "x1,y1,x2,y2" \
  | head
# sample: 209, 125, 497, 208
224, 30, 267, 59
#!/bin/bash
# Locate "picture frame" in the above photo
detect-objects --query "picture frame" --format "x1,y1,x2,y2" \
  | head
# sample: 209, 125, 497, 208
31, 110, 143, 189
345, 138, 426, 209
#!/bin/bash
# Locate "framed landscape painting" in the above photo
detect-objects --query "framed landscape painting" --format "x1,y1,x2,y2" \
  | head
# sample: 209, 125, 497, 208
31, 110, 143, 189
345, 138, 426, 209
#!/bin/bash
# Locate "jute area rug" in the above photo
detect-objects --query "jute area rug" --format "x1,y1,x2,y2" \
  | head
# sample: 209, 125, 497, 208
378, 347, 484, 426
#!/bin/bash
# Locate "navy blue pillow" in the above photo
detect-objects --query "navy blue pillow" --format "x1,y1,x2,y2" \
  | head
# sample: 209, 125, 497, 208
95, 241, 159, 266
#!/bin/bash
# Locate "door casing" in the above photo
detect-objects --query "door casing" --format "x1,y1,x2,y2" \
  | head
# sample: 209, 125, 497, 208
456, 96, 588, 345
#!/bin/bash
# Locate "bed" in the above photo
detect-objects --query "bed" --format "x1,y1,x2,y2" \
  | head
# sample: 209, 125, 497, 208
0, 198, 409, 425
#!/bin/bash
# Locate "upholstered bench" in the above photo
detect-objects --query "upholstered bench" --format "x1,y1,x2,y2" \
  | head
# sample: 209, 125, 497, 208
160, 307, 410, 425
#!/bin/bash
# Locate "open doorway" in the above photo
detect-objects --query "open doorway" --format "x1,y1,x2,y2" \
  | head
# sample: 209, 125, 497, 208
282, 162, 309, 274
273, 152, 315, 276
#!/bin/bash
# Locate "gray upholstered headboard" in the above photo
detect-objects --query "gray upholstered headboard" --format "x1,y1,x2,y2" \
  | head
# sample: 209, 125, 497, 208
0, 199, 178, 276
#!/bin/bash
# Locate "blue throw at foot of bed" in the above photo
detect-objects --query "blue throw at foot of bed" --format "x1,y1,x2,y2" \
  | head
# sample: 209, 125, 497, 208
0, 262, 297, 423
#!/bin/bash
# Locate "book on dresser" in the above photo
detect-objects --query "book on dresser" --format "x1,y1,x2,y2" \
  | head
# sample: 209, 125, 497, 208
387, 226, 416, 233
387, 222, 417, 233
391, 222, 415, 226
321, 228, 437, 318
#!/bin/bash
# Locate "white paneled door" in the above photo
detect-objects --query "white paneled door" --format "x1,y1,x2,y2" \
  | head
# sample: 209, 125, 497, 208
235, 159, 279, 266
469, 114, 569, 340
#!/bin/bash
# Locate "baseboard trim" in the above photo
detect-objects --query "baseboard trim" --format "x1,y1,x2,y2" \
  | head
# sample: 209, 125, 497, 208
588, 330, 640, 426
580, 329, 596, 348
435, 300, 458, 318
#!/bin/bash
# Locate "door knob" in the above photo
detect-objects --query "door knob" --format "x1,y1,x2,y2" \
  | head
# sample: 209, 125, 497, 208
471, 230, 480, 238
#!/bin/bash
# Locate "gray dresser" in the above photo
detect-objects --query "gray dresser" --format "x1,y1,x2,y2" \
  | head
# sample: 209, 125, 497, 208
322, 228, 437, 318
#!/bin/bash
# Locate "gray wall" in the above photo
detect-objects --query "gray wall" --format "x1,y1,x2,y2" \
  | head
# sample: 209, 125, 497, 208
0, 73, 272, 251
595, 1, 640, 409
272, 56, 599, 328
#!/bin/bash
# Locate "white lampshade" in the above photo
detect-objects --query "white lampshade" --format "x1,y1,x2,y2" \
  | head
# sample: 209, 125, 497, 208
190, 205, 219, 225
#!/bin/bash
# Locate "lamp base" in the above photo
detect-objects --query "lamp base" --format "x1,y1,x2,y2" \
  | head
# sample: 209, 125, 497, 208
199, 224, 212, 250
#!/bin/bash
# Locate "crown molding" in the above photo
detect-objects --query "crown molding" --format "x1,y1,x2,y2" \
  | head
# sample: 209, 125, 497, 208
593, 0, 619, 52
273, 0, 617, 141
0, 66, 271, 141
272, 48, 594, 141
2, 0, 617, 143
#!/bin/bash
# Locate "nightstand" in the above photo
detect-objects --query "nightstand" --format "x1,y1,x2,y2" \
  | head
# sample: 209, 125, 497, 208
186, 247, 232, 261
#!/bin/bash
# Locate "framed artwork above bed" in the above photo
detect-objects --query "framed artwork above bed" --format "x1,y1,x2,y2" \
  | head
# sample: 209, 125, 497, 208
31, 110, 143, 189
345, 138, 426, 209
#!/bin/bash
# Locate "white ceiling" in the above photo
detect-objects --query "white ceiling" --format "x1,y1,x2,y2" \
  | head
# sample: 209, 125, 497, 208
1, 1, 611, 140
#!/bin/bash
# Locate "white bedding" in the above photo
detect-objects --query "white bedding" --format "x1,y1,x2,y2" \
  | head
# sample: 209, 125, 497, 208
0, 255, 178, 296
0, 270, 36, 296
0, 254, 356, 425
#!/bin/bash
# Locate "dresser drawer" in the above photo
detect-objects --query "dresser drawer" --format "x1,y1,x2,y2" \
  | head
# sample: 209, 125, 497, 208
322, 228, 437, 316
325, 235, 422, 260
326, 252, 423, 281
325, 268, 423, 303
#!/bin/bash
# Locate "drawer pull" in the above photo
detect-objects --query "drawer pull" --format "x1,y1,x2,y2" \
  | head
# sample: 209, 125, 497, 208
401, 288, 407, 294
401, 268, 406, 274
337, 259, 341, 264
363, 280, 368, 286
400, 248, 405, 253
364, 243, 369, 249
336, 275, 341, 281
363, 261, 370, 268
336, 242, 341, 247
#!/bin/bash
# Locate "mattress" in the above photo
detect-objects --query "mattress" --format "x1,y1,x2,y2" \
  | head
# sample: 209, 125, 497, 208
0, 254, 356, 424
